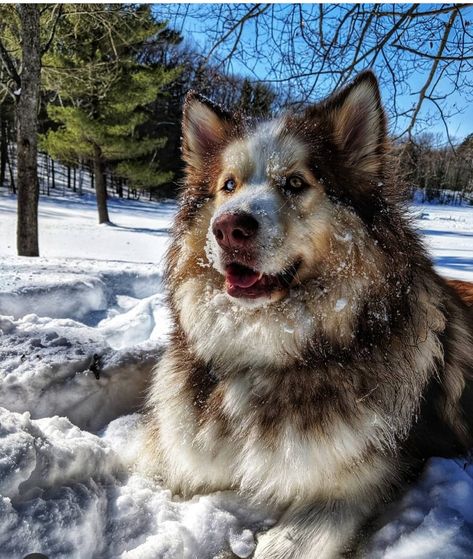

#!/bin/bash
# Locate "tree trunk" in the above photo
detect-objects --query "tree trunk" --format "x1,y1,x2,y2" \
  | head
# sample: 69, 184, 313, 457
0, 106, 7, 189
16, 5, 41, 256
7, 147, 15, 194
78, 166, 83, 196
117, 178, 123, 198
46, 154, 50, 195
93, 145, 110, 224
51, 158, 56, 189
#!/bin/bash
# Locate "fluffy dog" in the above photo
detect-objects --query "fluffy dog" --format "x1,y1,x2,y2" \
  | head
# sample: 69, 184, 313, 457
144, 71, 473, 558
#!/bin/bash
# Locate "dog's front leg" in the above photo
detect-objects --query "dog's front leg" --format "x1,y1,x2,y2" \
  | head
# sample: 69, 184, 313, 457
253, 499, 368, 559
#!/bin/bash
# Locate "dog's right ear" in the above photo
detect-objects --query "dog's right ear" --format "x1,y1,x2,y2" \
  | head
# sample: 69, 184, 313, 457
182, 92, 234, 170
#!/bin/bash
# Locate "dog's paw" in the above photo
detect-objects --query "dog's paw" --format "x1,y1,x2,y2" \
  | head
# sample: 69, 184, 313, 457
252, 529, 296, 559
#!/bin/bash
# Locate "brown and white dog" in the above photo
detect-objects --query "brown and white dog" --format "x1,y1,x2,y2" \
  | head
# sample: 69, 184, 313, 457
144, 71, 473, 558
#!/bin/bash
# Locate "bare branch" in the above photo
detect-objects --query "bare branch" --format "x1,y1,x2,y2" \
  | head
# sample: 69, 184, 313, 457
203, 4, 271, 65
403, 8, 459, 140
392, 43, 473, 61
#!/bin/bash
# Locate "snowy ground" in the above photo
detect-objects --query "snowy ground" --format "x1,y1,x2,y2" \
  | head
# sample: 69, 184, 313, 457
1, 192, 473, 559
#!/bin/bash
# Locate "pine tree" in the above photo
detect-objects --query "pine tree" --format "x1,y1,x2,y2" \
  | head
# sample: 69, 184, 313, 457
239, 79, 275, 118
42, 5, 179, 223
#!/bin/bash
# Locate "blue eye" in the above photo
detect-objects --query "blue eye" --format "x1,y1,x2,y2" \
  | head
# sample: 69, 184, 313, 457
223, 179, 236, 192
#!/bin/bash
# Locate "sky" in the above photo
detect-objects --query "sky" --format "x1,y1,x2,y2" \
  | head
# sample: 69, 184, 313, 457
154, 3, 473, 144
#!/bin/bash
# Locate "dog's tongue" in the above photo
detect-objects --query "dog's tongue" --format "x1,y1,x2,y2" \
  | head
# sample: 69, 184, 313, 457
225, 263, 262, 288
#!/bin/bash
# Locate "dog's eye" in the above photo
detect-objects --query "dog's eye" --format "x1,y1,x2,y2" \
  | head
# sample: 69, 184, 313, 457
285, 175, 306, 192
222, 179, 236, 193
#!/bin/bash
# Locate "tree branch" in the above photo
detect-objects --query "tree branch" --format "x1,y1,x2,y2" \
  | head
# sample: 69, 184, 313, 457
392, 43, 473, 61
41, 4, 64, 55
0, 37, 21, 88
403, 8, 459, 140
203, 4, 271, 65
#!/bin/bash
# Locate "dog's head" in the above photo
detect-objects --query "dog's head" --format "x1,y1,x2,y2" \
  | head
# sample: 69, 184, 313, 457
169, 72, 408, 365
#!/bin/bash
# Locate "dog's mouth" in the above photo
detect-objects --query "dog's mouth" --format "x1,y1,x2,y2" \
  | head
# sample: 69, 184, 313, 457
224, 261, 301, 299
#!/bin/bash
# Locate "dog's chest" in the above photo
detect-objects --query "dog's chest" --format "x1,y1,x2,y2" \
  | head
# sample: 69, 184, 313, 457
166, 369, 380, 503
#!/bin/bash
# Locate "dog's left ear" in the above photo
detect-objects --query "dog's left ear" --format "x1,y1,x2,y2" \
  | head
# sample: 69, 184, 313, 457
182, 92, 235, 171
324, 71, 387, 176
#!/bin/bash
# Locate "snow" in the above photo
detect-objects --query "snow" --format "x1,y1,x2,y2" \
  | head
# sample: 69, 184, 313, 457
0, 410, 270, 559
0, 193, 174, 263
365, 458, 473, 558
334, 297, 348, 312
1, 191, 473, 558
413, 204, 473, 282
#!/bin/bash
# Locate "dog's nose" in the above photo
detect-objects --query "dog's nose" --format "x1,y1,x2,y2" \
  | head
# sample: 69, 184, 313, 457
212, 212, 259, 249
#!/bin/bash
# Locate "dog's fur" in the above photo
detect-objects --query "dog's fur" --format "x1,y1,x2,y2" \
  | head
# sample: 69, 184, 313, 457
144, 71, 473, 558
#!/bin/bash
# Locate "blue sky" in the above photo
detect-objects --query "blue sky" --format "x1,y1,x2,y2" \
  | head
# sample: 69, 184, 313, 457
155, 3, 473, 144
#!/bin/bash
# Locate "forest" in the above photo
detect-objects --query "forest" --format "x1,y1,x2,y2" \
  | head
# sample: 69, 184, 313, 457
0, 3, 472, 256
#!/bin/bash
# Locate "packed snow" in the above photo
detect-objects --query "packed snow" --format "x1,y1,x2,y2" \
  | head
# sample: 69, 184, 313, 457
1, 191, 473, 558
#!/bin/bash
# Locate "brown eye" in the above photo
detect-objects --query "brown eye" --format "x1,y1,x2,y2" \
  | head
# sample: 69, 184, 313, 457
223, 178, 236, 193
286, 175, 306, 192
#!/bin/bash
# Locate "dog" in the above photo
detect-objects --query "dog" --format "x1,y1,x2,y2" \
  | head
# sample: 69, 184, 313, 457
144, 71, 473, 558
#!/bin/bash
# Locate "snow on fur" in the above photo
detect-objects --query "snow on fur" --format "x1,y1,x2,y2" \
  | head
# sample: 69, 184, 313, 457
0, 192, 473, 558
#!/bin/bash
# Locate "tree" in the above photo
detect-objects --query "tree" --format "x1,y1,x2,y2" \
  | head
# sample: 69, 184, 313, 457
396, 132, 473, 202
42, 5, 178, 222
0, 82, 15, 191
0, 5, 41, 255
0, 4, 64, 255
239, 79, 275, 117
15, 6, 41, 256
161, 4, 473, 142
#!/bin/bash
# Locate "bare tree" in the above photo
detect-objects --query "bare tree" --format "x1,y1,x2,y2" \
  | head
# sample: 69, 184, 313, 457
398, 131, 473, 201
159, 3, 473, 142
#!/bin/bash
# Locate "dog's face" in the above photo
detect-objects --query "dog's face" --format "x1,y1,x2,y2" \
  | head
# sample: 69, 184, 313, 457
170, 72, 395, 365
205, 120, 327, 304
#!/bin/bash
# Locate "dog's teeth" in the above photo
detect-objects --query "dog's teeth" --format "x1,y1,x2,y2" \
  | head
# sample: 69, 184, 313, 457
257, 273, 264, 280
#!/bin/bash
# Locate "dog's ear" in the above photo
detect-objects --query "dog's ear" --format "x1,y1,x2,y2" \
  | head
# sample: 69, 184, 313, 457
182, 92, 234, 170
324, 71, 387, 176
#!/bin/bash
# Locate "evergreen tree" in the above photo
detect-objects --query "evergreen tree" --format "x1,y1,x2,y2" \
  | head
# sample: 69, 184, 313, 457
42, 5, 178, 223
239, 79, 275, 118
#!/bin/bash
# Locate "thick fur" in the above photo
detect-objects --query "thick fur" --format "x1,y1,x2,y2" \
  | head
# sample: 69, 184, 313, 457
144, 71, 473, 558
448, 279, 473, 307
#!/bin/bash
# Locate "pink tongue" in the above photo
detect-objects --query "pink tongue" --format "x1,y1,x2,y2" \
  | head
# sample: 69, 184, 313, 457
226, 264, 261, 288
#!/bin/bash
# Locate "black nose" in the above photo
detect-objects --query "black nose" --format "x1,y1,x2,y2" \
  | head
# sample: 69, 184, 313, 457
212, 212, 259, 249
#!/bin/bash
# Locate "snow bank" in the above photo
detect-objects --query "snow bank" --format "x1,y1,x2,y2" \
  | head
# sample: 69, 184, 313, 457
0, 295, 169, 431
365, 458, 473, 558
0, 257, 164, 322
0, 410, 270, 559
0, 255, 171, 431
0, 311, 161, 431
0, 272, 107, 321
